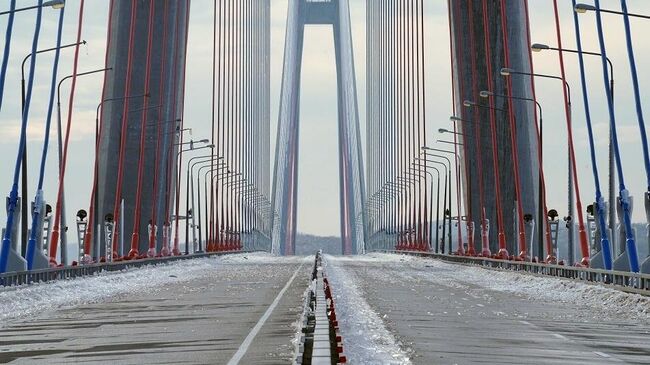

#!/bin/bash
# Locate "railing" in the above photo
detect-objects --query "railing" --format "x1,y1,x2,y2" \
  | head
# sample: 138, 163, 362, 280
0, 250, 258, 287
374, 250, 650, 296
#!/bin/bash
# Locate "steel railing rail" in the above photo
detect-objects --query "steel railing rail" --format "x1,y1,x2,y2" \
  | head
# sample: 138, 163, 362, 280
0, 250, 260, 288
374, 250, 650, 295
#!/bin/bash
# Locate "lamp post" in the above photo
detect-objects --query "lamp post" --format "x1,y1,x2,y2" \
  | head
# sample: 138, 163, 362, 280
501, 68, 590, 266
0, 0, 64, 15
412, 162, 441, 253
457, 103, 509, 259
82, 91, 147, 263
464, 98, 529, 261
448, 116, 493, 257
418, 153, 450, 253
198, 166, 229, 253
19, 40, 86, 257
53, 67, 111, 265
479, 90, 553, 262
185, 155, 224, 254
531, 42, 616, 261
169, 142, 213, 256
422, 147, 456, 254
574, 3, 650, 20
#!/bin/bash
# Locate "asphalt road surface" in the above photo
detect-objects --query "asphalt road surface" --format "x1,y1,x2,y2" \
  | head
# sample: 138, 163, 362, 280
0, 256, 311, 364
327, 254, 650, 365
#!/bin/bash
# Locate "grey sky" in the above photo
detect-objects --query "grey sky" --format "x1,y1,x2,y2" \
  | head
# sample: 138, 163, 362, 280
0, 1, 648, 240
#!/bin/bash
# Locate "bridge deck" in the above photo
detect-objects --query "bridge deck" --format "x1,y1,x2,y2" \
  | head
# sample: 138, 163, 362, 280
326, 254, 650, 364
0, 256, 311, 364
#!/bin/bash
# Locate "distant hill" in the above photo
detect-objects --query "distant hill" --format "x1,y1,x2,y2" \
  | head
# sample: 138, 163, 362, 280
295, 233, 342, 255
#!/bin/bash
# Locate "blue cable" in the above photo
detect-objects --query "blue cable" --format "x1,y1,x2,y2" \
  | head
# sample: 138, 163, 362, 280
570, 0, 612, 270
0, 0, 17, 112
593, 0, 639, 272
0, 0, 45, 274
620, 0, 650, 191
26, 6, 65, 270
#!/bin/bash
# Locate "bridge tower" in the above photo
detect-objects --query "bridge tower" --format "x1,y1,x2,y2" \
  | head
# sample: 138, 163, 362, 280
271, 0, 366, 255
449, 1, 540, 256
95, 1, 191, 256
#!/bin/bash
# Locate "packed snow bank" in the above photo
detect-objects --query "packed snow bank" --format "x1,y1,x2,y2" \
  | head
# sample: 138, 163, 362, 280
324, 255, 412, 365
0, 253, 295, 325
337, 253, 650, 323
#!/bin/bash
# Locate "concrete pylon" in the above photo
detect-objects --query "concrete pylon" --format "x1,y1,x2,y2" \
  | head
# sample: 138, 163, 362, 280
271, 0, 366, 255
96, 1, 190, 256
449, 0, 540, 256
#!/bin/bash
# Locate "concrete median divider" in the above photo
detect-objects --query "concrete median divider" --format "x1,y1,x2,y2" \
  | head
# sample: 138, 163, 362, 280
295, 251, 347, 365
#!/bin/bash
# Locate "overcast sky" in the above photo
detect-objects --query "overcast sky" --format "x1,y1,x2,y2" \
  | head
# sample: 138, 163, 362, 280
0, 1, 648, 240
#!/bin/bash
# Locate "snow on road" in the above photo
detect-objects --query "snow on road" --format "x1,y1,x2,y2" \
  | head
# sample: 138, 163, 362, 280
325, 255, 413, 365
0, 252, 294, 325
332, 253, 650, 323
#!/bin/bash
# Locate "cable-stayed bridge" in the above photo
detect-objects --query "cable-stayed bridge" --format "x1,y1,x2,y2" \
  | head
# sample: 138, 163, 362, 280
0, 1, 649, 363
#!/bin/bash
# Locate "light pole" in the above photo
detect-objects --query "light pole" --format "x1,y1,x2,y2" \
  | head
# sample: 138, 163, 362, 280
457, 103, 508, 259
52, 67, 111, 265
531, 42, 616, 264
186, 155, 224, 254
418, 154, 450, 253
412, 162, 441, 253
501, 68, 590, 266
0, 0, 64, 15
574, 3, 650, 20
479, 90, 554, 262
19, 40, 86, 257
578, 0, 644, 272
448, 116, 493, 257
169, 142, 213, 256
82, 91, 147, 263
464, 98, 529, 261
422, 147, 456, 254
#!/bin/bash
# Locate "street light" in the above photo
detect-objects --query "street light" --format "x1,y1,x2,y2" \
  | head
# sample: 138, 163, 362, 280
18, 40, 87, 258
0, 0, 65, 16
529, 45, 616, 239
53, 67, 111, 265
501, 68, 590, 266
574, 3, 650, 20
479, 90, 554, 263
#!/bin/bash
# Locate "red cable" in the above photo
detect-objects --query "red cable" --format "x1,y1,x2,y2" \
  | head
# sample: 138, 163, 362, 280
177, 0, 192, 253
49, 0, 86, 265
523, 0, 555, 262
481, 0, 508, 258
551, 0, 590, 265
128, 0, 156, 258
84, 0, 114, 261
499, 0, 528, 260
451, 0, 466, 255
466, 3, 485, 257
170, 2, 185, 255
148, 0, 171, 254
110, 0, 138, 258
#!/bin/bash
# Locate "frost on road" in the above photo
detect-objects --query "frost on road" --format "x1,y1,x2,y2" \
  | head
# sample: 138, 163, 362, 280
0, 252, 303, 325
325, 253, 650, 364
325, 255, 413, 365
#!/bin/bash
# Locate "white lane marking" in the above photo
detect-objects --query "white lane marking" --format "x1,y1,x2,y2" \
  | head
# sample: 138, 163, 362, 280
594, 351, 622, 362
226, 264, 304, 365
552, 333, 568, 340
519, 320, 532, 326
476, 303, 484, 307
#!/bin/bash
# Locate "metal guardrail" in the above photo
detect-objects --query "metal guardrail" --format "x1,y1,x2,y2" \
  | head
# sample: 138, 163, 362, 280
375, 250, 650, 296
0, 251, 259, 287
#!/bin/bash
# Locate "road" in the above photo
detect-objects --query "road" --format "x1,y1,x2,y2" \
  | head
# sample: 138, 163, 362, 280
0, 255, 311, 364
326, 253, 650, 365
1, 253, 648, 364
